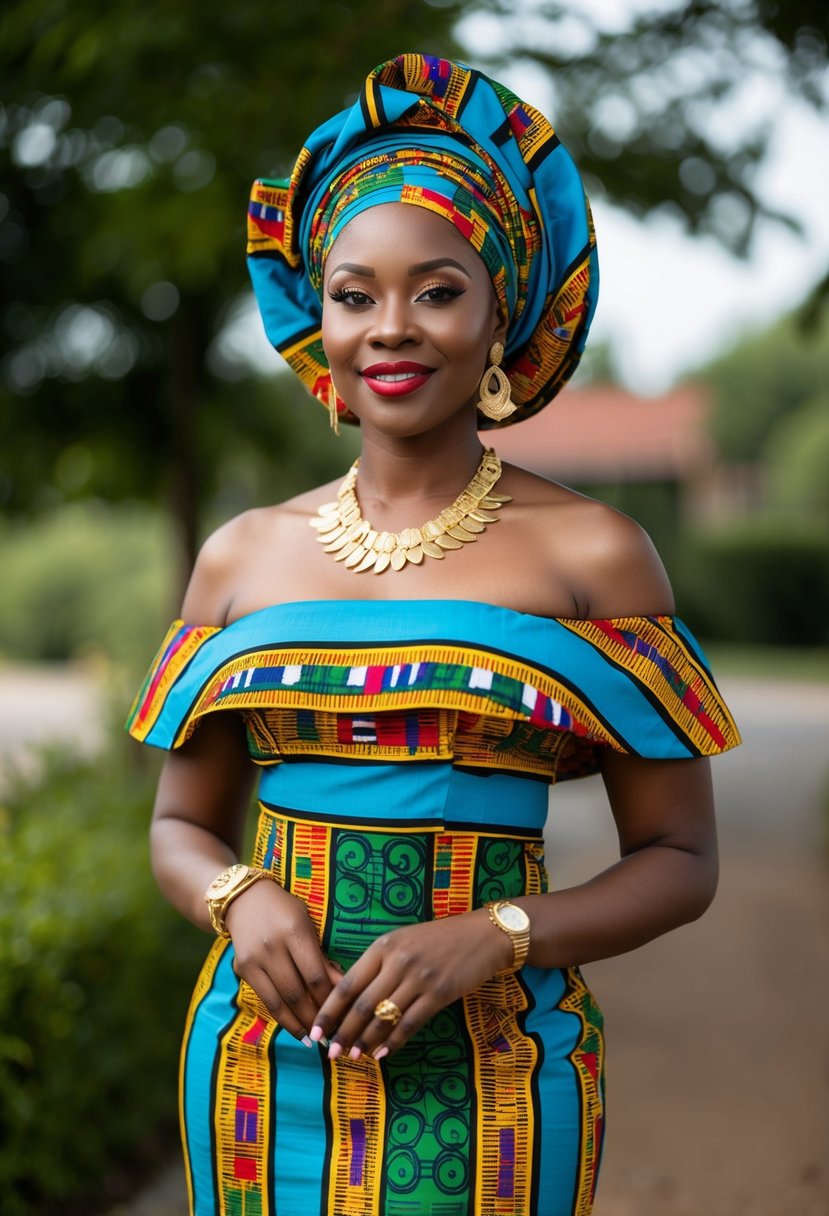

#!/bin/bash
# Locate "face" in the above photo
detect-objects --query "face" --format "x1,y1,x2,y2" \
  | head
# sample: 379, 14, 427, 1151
321, 202, 506, 440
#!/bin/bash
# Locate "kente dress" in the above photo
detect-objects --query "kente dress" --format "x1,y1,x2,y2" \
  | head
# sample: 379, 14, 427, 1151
127, 599, 739, 1216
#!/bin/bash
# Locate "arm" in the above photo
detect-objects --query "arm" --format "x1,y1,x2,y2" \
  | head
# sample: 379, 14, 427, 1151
149, 522, 341, 1042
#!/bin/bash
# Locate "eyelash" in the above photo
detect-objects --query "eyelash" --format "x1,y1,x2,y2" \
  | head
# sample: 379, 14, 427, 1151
327, 282, 465, 307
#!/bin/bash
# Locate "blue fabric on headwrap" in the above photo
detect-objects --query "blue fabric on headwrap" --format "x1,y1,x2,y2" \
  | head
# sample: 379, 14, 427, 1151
247, 52, 598, 427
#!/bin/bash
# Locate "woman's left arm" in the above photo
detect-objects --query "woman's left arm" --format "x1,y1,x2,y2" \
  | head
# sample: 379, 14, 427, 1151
311, 752, 717, 1059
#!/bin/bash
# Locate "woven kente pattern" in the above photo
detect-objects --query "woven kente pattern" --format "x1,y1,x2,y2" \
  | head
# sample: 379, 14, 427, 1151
560, 970, 606, 1214
180, 805, 560, 1214
126, 615, 740, 777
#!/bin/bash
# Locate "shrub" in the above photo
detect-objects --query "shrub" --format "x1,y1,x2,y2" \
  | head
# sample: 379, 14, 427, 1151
0, 736, 205, 1214
675, 522, 829, 647
0, 503, 176, 672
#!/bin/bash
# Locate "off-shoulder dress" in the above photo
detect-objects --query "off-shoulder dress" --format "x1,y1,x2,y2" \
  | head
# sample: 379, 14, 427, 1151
127, 598, 739, 1216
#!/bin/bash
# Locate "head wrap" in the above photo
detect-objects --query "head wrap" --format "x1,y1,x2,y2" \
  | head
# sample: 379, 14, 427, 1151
247, 53, 598, 428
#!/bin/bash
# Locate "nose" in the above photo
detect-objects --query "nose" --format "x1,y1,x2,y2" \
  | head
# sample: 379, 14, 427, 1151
368, 293, 418, 349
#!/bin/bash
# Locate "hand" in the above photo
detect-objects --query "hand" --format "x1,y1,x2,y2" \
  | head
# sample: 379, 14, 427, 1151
310, 909, 513, 1061
225, 879, 343, 1043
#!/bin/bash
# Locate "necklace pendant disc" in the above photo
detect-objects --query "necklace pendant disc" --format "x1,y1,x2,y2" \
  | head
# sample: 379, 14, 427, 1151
323, 533, 351, 552
344, 545, 368, 569
435, 534, 463, 550
390, 548, 407, 571
333, 540, 358, 562
373, 553, 391, 574
448, 525, 476, 542
405, 546, 424, 564
353, 549, 379, 573
420, 540, 445, 559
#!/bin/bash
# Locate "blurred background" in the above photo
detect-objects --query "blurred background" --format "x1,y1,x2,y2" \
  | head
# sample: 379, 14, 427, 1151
1, 2, 827, 1214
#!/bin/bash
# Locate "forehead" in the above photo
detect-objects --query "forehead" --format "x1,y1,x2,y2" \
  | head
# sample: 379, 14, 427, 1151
325, 202, 487, 276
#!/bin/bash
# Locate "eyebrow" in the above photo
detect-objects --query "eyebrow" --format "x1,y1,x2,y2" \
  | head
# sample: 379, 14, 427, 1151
327, 257, 472, 279
409, 257, 472, 278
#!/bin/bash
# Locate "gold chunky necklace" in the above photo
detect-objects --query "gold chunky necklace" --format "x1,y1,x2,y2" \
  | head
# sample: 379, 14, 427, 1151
310, 448, 511, 574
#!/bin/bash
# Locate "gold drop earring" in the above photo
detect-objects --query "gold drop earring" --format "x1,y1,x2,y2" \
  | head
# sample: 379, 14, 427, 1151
476, 341, 517, 422
327, 380, 341, 436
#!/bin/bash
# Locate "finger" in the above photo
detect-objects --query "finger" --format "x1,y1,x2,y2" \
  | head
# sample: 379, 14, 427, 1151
242, 966, 312, 1043
310, 954, 382, 1043
370, 993, 434, 1060
327, 978, 416, 1059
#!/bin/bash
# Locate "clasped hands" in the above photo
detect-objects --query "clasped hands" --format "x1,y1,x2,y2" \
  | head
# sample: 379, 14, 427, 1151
225, 879, 513, 1061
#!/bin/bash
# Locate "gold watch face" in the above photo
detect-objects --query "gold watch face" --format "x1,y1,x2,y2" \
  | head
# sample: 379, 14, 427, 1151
205, 863, 248, 901
495, 902, 530, 933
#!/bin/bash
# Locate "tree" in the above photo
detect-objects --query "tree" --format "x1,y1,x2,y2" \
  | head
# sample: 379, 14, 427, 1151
1, 0, 826, 581
472, 0, 827, 254
0, 0, 466, 579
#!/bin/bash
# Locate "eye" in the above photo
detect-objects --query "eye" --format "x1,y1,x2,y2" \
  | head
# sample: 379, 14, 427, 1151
416, 282, 465, 304
327, 286, 374, 308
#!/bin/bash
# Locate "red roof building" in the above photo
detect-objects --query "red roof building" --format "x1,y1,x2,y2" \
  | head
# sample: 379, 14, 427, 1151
489, 381, 714, 485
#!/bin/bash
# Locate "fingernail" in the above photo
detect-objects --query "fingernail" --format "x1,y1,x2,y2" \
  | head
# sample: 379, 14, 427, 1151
348, 1045, 362, 1060
309, 1026, 324, 1043
373, 1045, 389, 1061
328, 1042, 342, 1061
301, 1035, 313, 1048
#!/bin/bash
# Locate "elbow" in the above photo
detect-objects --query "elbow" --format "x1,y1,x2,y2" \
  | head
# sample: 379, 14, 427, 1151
679, 847, 719, 924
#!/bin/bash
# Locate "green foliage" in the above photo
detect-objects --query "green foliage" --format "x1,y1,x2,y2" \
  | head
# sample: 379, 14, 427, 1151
766, 392, 829, 516
0, 0, 464, 570
703, 316, 829, 463
0, 738, 206, 1214
0, 501, 175, 670
675, 520, 829, 646
475, 0, 826, 253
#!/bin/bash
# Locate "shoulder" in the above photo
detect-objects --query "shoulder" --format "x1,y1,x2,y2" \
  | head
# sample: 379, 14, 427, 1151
179, 480, 341, 626
500, 463, 675, 619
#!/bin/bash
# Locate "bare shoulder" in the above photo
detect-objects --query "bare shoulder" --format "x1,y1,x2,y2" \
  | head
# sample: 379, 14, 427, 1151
500, 463, 675, 619
179, 478, 341, 626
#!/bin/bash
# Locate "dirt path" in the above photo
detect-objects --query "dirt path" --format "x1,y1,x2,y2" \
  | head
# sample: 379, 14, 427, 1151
3, 665, 825, 1215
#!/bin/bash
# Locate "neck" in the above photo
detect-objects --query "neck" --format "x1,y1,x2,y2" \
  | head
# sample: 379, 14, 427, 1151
354, 423, 485, 512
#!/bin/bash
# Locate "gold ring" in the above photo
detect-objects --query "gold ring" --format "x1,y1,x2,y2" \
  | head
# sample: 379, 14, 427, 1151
374, 998, 402, 1026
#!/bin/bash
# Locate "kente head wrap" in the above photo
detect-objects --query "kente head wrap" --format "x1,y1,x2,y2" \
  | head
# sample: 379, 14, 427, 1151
247, 53, 598, 428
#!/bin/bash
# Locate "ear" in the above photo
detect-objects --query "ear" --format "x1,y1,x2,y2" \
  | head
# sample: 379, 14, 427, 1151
490, 297, 508, 349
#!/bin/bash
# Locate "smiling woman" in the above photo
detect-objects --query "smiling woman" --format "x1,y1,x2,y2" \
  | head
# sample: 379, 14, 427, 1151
127, 52, 740, 1216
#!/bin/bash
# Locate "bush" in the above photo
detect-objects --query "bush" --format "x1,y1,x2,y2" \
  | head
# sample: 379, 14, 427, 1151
675, 522, 829, 647
0, 502, 176, 673
0, 736, 205, 1214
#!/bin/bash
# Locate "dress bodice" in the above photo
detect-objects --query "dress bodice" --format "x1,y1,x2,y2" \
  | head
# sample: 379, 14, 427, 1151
127, 599, 739, 804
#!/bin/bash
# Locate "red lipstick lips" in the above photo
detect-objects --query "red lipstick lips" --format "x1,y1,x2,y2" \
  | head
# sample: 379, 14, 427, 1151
360, 361, 435, 397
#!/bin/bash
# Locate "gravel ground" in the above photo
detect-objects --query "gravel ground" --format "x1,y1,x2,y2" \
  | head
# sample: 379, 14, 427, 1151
2, 665, 826, 1216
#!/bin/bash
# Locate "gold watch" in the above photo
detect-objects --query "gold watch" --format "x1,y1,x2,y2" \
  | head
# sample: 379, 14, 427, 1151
486, 900, 531, 972
204, 863, 274, 938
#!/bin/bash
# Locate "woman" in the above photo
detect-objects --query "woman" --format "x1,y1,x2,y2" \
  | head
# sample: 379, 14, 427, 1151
128, 54, 740, 1216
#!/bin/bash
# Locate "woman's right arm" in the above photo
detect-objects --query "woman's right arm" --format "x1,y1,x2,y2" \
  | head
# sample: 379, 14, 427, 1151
151, 707, 342, 1042
148, 520, 341, 1041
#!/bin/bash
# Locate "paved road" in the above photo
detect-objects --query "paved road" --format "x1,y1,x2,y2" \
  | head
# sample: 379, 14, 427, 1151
2, 666, 826, 1216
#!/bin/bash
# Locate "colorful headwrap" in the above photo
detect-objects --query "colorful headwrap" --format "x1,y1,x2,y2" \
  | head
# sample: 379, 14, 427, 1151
247, 53, 598, 428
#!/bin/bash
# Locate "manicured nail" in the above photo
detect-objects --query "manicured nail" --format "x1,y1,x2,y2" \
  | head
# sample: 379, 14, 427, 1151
309, 1026, 324, 1043
373, 1045, 389, 1061
348, 1045, 362, 1060
328, 1042, 342, 1061
301, 1035, 313, 1048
